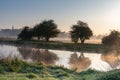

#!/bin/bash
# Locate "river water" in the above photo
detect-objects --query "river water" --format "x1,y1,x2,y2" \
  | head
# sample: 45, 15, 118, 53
0, 44, 120, 72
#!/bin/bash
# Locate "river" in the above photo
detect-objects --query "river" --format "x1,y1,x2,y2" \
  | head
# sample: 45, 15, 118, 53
0, 44, 120, 72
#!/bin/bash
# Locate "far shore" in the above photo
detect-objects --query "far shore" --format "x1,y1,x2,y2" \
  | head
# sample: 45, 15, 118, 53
0, 38, 111, 53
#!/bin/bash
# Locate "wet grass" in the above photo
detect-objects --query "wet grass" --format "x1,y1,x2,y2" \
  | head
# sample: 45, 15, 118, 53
0, 58, 120, 80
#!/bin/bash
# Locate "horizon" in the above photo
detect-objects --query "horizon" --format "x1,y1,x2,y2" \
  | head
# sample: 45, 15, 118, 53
1, 0, 120, 35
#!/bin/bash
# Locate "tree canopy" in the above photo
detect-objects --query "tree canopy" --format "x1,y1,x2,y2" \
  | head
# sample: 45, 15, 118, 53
17, 26, 33, 40
32, 24, 43, 40
70, 21, 93, 44
38, 20, 60, 41
102, 30, 120, 46
33, 20, 60, 41
17, 20, 60, 41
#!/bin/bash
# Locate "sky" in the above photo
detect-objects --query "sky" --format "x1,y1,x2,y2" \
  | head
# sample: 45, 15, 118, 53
0, 0, 120, 35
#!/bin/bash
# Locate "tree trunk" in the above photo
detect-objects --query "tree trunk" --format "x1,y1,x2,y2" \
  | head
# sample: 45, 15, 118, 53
81, 39, 85, 44
45, 37, 49, 42
38, 36, 40, 40
80, 52, 84, 59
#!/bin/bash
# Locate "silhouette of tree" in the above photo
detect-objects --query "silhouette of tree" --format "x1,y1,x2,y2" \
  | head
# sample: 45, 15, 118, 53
17, 26, 33, 40
32, 24, 43, 40
33, 20, 60, 41
102, 30, 120, 46
70, 21, 93, 44
40, 20, 60, 41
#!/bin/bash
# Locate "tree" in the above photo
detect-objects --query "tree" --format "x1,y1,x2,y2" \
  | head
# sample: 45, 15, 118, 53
33, 24, 43, 40
70, 21, 93, 44
102, 30, 120, 46
17, 26, 33, 40
70, 29, 79, 44
38, 20, 60, 41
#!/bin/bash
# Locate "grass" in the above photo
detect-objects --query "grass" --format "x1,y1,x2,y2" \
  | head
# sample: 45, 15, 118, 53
0, 58, 120, 80
0, 39, 112, 53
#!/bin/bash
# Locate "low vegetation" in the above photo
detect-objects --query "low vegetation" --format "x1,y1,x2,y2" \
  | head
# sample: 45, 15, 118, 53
0, 58, 120, 80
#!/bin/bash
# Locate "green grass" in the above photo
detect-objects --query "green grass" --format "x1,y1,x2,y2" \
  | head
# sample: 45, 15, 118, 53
0, 58, 120, 80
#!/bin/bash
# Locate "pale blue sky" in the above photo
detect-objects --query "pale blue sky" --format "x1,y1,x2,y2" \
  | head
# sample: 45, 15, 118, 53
0, 0, 120, 34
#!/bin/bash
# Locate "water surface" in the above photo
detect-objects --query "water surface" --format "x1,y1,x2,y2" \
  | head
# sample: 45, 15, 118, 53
0, 44, 120, 72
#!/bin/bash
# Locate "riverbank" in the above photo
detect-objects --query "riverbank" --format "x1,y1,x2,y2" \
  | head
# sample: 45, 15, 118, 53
0, 58, 120, 80
0, 39, 112, 53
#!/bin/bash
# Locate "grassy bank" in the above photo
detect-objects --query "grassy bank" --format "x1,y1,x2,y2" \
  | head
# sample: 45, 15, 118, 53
0, 39, 112, 53
0, 58, 120, 80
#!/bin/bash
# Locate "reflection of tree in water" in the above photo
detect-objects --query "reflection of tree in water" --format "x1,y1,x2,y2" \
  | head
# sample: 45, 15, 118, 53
101, 50, 120, 69
18, 47, 59, 65
17, 46, 33, 59
69, 52, 91, 72
31, 49, 59, 65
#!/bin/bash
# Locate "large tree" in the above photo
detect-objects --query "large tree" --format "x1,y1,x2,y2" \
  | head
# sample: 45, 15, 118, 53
17, 26, 33, 40
102, 30, 120, 46
32, 24, 43, 40
70, 21, 93, 44
35, 20, 60, 41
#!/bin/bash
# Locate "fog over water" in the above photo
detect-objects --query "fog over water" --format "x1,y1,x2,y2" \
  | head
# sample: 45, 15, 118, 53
0, 44, 120, 72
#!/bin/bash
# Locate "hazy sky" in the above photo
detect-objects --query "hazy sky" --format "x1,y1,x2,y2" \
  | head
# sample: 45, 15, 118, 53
0, 0, 120, 35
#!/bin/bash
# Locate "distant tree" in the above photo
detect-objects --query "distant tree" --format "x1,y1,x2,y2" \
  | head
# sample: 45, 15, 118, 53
71, 32, 79, 43
70, 21, 93, 44
33, 24, 43, 40
102, 30, 120, 46
38, 20, 60, 41
17, 26, 33, 40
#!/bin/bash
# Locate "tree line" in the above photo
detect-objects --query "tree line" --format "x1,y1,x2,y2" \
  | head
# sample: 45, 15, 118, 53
18, 19, 120, 45
18, 20, 93, 44
18, 20, 60, 42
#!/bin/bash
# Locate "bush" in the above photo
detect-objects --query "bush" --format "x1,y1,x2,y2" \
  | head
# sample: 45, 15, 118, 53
102, 30, 120, 46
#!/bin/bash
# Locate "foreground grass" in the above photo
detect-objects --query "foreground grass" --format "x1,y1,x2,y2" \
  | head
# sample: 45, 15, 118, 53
0, 39, 112, 53
0, 58, 120, 80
